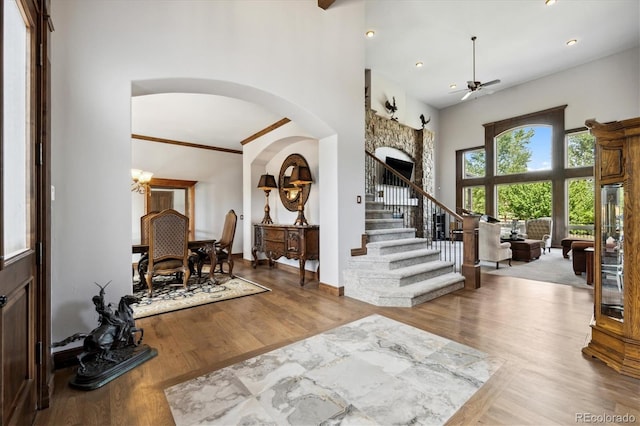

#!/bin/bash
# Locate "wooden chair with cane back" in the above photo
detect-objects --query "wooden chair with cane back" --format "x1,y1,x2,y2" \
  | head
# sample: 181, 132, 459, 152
194, 210, 237, 279
144, 209, 190, 296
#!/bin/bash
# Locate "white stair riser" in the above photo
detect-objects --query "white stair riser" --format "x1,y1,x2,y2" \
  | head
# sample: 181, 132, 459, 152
366, 241, 430, 255
365, 219, 405, 230
344, 193, 463, 308
349, 252, 441, 270
374, 282, 464, 307
344, 279, 464, 308
367, 230, 416, 242
344, 264, 455, 288
364, 201, 384, 210
366, 210, 394, 219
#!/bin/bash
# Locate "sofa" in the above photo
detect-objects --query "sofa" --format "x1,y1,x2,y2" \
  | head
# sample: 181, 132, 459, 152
479, 220, 512, 269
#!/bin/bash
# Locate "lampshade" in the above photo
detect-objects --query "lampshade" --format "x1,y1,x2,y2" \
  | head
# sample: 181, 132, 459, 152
290, 165, 313, 185
257, 174, 278, 190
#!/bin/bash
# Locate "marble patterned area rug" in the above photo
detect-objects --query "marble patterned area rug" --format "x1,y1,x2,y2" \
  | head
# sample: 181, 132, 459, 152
164, 314, 503, 425
131, 275, 270, 319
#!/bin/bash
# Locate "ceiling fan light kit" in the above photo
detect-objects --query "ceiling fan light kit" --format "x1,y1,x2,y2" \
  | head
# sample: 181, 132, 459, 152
457, 36, 501, 101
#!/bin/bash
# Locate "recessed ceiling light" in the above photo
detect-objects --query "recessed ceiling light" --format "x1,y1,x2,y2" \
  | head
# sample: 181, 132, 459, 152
450, 84, 457, 89
365, 30, 375, 38
545, 0, 556, 5
566, 39, 578, 46
415, 61, 424, 68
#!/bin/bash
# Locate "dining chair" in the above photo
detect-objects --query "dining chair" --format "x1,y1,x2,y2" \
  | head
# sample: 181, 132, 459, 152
194, 210, 237, 279
144, 209, 190, 296
136, 211, 159, 285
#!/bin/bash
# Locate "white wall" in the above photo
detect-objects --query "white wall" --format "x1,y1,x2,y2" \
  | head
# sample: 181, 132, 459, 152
245, 137, 320, 272
130, 139, 244, 252
369, 70, 440, 137
438, 47, 640, 210
50, 0, 365, 345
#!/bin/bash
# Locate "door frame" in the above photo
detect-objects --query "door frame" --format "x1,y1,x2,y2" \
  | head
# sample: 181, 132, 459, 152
0, 0, 53, 417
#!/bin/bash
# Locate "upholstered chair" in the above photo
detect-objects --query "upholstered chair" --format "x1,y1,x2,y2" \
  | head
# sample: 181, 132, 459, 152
144, 209, 190, 296
137, 211, 159, 285
524, 218, 553, 254
194, 210, 238, 278
479, 220, 512, 269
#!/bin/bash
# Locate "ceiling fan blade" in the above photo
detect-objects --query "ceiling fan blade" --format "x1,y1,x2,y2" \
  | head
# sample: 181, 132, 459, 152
461, 91, 473, 101
479, 79, 501, 88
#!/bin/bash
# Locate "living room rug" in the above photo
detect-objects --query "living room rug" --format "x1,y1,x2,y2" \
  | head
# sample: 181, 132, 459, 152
131, 274, 270, 319
164, 314, 503, 425
483, 248, 592, 289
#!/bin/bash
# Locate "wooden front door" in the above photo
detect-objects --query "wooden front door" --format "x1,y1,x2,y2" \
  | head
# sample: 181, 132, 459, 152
1, 0, 51, 423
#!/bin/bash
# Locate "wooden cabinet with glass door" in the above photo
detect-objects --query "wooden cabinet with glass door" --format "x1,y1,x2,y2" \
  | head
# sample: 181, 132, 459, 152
582, 117, 640, 378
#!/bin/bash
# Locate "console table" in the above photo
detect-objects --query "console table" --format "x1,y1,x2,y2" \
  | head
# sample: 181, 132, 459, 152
252, 224, 319, 286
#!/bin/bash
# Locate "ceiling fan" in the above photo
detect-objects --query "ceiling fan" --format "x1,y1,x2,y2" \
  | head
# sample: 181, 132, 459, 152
455, 36, 501, 101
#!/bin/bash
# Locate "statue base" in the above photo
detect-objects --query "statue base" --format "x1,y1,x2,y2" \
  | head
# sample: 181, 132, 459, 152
69, 344, 157, 390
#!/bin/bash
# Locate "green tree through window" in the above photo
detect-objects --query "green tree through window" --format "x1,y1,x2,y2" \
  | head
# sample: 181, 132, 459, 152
496, 127, 534, 175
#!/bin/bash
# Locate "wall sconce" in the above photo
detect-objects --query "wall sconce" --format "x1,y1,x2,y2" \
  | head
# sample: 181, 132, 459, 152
131, 168, 153, 194
289, 165, 313, 226
257, 173, 278, 224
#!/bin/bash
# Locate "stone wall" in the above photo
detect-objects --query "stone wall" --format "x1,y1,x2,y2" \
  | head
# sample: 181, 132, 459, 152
365, 109, 435, 195
365, 109, 436, 239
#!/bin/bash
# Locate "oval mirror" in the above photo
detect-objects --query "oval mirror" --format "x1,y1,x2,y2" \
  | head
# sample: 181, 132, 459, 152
279, 154, 311, 211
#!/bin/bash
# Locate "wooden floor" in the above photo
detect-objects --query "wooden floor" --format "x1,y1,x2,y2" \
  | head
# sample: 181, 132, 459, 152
35, 259, 640, 425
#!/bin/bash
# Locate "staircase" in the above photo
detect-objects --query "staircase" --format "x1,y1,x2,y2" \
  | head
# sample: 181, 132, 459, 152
343, 196, 465, 307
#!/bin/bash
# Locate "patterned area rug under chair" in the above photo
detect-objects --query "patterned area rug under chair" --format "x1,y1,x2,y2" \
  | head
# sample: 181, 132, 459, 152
130, 272, 270, 319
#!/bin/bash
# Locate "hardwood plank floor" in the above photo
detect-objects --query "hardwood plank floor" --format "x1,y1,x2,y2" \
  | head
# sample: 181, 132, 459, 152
34, 260, 640, 425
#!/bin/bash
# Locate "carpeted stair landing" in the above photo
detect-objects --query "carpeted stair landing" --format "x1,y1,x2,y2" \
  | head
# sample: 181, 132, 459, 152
343, 196, 464, 307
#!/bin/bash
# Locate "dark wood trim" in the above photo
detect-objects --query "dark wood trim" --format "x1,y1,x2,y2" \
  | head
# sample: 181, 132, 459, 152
145, 178, 197, 240
35, 0, 53, 410
482, 104, 568, 129
149, 177, 198, 187
52, 346, 82, 370
350, 234, 368, 256
319, 282, 343, 296
240, 118, 291, 145
317, 0, 336, 10
132, 133, 242, 155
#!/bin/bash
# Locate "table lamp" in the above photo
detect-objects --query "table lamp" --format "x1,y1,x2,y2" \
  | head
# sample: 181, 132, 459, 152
257, 174, 278, 224
290, 165, 313, 226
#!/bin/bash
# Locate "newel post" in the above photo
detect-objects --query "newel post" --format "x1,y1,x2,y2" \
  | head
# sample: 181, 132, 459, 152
462, 215, 481, 289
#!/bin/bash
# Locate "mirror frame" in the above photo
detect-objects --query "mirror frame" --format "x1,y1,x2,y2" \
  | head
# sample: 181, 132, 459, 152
278, 153, 311, 212
145, 177, 197, 239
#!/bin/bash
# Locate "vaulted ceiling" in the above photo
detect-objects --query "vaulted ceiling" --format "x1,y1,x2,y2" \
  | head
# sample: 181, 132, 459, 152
132, 0, 640, 152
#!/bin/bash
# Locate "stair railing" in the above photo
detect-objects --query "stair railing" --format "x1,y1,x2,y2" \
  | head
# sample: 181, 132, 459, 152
365, 151, 480, 288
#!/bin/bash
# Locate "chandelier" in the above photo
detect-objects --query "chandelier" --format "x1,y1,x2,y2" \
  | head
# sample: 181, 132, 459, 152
131, 169, 153, 194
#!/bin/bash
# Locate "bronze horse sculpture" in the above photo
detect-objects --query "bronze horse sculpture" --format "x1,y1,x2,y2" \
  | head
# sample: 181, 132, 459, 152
53, 282, 144, 372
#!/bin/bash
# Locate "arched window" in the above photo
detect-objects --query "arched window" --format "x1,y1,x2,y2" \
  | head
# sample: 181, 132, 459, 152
456, 105, 595, 245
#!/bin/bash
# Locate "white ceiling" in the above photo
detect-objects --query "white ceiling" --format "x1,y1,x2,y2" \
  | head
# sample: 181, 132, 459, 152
366, 0, 640, 110
132, 0, 640, 151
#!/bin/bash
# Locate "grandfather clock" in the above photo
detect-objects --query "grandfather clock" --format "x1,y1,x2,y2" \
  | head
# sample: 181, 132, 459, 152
582, 117, 640, 378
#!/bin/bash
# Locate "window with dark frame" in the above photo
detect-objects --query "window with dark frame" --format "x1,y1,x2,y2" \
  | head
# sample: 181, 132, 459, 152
455, 105, 594, 244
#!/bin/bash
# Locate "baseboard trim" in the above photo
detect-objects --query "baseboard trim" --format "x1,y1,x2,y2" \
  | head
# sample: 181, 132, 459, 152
53, 346, 82, 370
319, 282, 343, 296
350, 234, 368, 256
240, 258, 318, 281
273, 261, 319, 281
